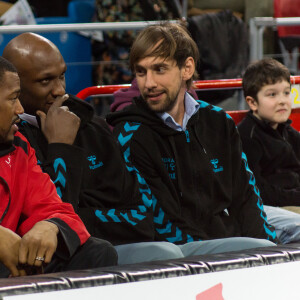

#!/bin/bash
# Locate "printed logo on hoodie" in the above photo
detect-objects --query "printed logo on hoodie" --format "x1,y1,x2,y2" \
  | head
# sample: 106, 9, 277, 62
162, 157, 176, 179
87, 155, 103, 170
210, 158, 224, 173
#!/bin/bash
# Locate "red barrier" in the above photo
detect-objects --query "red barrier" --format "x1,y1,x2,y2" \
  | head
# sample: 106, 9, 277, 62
76, 77, 300, 131
76, 76, 300, 100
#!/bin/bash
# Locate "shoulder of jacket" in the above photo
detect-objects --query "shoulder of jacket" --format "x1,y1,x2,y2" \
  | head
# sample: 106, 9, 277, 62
114, 121, 144, 147
196, 101, 234, 129
13, 132, 29, 155
286, 123, 300, 135
197, 100, 228, 116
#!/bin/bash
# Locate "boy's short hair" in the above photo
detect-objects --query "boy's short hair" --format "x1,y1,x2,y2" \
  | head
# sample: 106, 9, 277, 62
242, 58, 290, 100
129, 22, 199, 89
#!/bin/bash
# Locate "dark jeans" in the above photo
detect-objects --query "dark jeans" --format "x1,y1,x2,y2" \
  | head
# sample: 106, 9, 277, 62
0, 237, 117, 278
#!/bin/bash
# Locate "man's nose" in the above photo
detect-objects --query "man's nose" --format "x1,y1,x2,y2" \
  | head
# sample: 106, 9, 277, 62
15, 99, 24, 115
52, 78, 66, 96
144, 71, 157, 89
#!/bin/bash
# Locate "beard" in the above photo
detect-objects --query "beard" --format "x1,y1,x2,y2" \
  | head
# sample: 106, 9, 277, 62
0, 121, 18, 146
0, 133, 14, 147
141, 86, 181, 113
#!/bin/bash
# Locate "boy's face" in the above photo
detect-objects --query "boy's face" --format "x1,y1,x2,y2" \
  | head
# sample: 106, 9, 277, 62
246, 80, 292, 130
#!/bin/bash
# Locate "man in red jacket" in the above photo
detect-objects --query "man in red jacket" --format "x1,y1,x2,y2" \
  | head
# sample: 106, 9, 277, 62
0, 56, 117, 277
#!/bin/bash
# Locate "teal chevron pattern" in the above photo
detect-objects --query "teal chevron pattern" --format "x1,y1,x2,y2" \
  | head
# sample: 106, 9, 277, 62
115, 121, 200, 244
53, 158, 67, 198
241, 152, 277, 240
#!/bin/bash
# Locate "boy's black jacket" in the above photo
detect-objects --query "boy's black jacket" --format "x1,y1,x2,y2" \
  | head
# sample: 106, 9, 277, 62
106, 97, 277, 244
19, 95, 154, 245
238, 111, 300, 206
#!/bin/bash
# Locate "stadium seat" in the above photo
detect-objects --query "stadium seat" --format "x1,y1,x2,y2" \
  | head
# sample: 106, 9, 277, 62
68, 0, 95, 23
0, 0, 95, 95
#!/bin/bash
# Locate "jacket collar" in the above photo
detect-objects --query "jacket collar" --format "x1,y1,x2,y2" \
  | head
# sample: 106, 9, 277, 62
246, 111, 292, 137
0, 139, 15, 157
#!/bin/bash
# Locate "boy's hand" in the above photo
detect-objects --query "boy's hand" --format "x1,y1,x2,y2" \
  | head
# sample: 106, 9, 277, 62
36, 94, 81, 145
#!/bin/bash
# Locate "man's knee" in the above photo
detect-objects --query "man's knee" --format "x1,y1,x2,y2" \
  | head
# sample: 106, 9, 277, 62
226, 237, 276, 251
150, 242, 184, 260
115, 241, 184, 265
79, 237, 118, 268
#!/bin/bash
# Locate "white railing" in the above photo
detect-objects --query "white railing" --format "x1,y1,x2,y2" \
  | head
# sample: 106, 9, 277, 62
250, 17, 300, 61
0, 20, 178, 34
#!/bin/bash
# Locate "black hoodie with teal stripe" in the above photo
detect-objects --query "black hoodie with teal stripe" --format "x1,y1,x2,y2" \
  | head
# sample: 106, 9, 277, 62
18, 95, 154, 245
106, 97, 278, 244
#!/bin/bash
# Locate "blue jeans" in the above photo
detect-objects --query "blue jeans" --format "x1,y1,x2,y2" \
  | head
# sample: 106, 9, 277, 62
115, 237, 275, 265
264, 205, 300, 244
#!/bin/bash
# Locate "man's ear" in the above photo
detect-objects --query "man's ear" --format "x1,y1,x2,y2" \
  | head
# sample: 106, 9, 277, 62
245, 96, 258, 111
182, 57, 195, 81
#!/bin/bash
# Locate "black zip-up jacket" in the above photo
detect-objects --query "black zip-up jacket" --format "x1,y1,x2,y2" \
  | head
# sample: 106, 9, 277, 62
238, 111, 300, 206
106, 97, 277, 244
19, 95, 154, 245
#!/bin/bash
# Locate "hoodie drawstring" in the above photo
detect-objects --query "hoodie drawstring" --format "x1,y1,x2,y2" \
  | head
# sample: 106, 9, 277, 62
192, 126, 207, 154
184, 130, 190, 143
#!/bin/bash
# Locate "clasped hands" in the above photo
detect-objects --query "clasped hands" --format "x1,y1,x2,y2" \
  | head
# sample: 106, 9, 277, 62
0, 221, 59, 277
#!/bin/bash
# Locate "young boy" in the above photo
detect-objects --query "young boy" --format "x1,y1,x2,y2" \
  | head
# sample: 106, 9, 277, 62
238, 58, 300, 213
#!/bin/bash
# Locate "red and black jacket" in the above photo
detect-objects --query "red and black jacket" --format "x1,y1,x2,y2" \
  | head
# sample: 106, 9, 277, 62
0, 132, 90, 257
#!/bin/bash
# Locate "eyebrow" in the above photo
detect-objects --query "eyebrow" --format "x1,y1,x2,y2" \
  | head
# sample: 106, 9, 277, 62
135, 62, 169, 70
37, 65, 67, 78
8, 89, 21, 96
37, 69, 66, 80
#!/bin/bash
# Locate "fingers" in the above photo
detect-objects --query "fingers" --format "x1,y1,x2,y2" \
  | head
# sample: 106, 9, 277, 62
18, 241, 29, 266
6, 263, 27, 277
19, 243, 47, 267
33, 248, 47, 267
19, 222, 58, 267
44, 247, 55, 264
50, 94, 69, 109
7, 264, 20, 277
19, 245, 47, 268
60, 106, 70, 112
36, 110, 47, 129
19, 237, 38, 266
17, 268, 27, 277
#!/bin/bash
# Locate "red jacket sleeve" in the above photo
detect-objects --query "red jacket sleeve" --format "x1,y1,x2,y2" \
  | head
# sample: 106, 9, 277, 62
16, 133, 90, 245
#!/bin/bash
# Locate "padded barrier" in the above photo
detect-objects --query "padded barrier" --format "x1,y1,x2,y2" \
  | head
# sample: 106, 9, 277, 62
228, 107, 300, 130
76, 76, 300, 99
0, 243, 300, 297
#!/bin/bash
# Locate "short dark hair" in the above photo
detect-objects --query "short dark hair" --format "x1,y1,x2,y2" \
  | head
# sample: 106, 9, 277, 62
0, 56, 17, 83
242, 58, 290, 100
130, 22, 199, 89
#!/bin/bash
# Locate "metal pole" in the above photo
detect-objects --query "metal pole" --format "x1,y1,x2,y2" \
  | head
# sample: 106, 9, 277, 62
249, 18, 258, 62
0, 20, 178, 33
249, 17, 300, 62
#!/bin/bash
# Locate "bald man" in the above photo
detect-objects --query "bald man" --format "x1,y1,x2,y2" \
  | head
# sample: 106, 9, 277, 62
0, 56, 117, 278
3, 33, 196, 265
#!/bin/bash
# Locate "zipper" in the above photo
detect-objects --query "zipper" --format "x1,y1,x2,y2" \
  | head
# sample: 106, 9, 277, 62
0, 176, 11, 224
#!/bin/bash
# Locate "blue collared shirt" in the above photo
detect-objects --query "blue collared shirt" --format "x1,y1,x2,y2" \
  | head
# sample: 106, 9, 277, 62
19, 113, 39, 127
157, 92, 200, 131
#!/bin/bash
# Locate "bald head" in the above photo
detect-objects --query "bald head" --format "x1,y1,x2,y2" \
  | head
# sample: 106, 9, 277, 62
3, 33, 62, 75
2, 33, 67, 115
